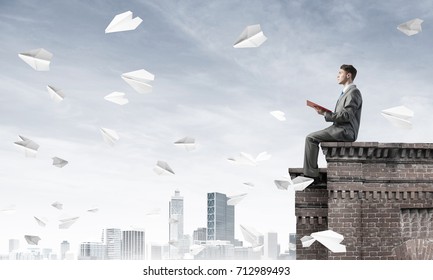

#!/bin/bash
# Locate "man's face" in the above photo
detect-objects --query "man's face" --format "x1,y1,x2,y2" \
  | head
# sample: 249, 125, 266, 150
337, 69, 350, 85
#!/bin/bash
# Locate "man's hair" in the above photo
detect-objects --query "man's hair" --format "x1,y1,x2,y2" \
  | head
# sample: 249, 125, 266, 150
340, 64, 357, 81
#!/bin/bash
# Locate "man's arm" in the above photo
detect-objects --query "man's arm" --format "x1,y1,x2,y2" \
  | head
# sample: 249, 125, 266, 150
323, 90, 362, 123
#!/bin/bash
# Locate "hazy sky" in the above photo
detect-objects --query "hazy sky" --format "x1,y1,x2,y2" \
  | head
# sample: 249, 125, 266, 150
1, 0, 433, 256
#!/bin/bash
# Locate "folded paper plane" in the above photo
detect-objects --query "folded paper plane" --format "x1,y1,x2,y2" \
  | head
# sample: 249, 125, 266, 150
397, 18, 423, 36
153, 160, 175, 175
18, 48, 53, 71
87, 207, 99, 213
243, 182, 255, 188
52, 157, 68, 168
228, 151, 271, 166
270, 111, 286, 121
24, 235, 41, 245
46, 85, 65, 102
274, 174, 314, 191
34, 216, 47, 227
240, 224, 263, 247
59, 217, 79, 229
190, 244, 205, 256
227, 193, 248, 206
0, 205, 16, 214
121, 69, 155, 94
301, 230, 346, 253
104, 92, 129, 105
14, 135, 39, 157
100, 127, 120, 146
174, 137, 196, 151
381, 105, 413, 129
105, 11, 142, 33
51, 201, 63, 210
233, 24, 267, 48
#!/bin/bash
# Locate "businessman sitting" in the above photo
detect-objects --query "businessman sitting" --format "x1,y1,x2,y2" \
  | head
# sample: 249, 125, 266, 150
303, 64, 362, 179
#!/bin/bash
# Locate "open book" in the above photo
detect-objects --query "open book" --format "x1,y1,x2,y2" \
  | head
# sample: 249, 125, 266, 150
306, 100, 332, 113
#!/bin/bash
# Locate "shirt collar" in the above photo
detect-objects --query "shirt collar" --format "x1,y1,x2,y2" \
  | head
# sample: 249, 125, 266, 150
343, 83, 356, 93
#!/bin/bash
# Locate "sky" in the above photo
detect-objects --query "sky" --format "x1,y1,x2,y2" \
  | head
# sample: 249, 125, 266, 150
1, 0, 433, 256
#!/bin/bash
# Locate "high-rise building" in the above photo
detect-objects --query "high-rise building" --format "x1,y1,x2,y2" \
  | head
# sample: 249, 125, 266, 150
106, 228, 121, 260
78, 242, 106, 260
9, 239, 19, 253
121, 230, 145, 260
169, 190, 184, 259
193, 227, 207, 243
60, 241, 70, 260
151, 243, 169, 260
207, 192, 234, 243
264, 232, 279, 260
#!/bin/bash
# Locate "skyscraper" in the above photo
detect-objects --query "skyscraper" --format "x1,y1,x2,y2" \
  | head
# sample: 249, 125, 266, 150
9, 239, 19, 253
106, 228, 121, 260
60, 240, 70, 260
121, 230, 145, 260
193, 227, 207, 243
207, 192, 235, 243
169, 190, 184, 258
264, 232, 279, 260
78, 242, 106, 260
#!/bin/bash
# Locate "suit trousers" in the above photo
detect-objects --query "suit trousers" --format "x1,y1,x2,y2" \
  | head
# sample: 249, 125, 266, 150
303, 125, 354, 177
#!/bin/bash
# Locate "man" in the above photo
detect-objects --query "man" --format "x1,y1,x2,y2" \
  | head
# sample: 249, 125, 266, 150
303, 64, 362, 179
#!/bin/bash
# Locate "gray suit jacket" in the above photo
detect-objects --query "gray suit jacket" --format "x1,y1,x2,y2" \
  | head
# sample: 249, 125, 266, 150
323, 84, 362, 141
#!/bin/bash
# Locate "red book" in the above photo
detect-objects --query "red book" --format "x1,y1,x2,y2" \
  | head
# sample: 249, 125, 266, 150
306, 100, 332, 113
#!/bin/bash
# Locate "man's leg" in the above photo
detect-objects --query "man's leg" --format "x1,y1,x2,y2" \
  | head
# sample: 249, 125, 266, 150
303, 128, 339, 178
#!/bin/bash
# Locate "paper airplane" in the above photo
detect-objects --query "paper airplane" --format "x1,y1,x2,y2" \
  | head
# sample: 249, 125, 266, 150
0, 205, 16, 214
52, 157, 68, 168
274, 175, 314, 191
190, 244, 205, 256
301, 230, 346, 253
18, 48, 53, 71
51, 201, 63, 210
270, 111, 286, 121
87, 207, 99, 213
240, 224, 263, 247
243, 182, 255, 188
100, 127, 120, 146
34, 216, 47, 227
121, 69, 155, 94
46, 85, 65, 102
104, 92, 129, 105
105, 11, 142, 33
381, 105, 414, 129
59, 217, 79, 229
227, 193, 248, 206
397, 18, 423, 36
233, 24, 267, 48
174, 137, 196, 151
153, 160, 175, 175
14, 135, 39, 157
227, 151, 271, 166
24, 235, 41, 245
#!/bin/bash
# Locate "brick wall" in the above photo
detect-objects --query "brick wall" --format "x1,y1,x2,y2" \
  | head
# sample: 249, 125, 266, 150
294, 142, 433, 260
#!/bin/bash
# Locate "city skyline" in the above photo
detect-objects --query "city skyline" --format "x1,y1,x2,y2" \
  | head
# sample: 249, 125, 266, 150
2, 0, 433, 254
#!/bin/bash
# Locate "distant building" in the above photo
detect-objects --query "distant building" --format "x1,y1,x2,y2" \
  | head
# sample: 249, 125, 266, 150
207, 192, 235, 243
121, 230, 145, 260
60, 241, 70, 260
42, 248, 52, 260
194, 240, 234, 260
150, 243, 169, 260
78, 242, 106, 260
264, 232, 279, 260
169, 190, 184, 259
106, 228, 121, 260
9, 239, 19, 253
193, 227, 207, 243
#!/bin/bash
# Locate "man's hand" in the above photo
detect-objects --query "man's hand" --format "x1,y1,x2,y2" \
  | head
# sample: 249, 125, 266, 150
314, 107, 325, 115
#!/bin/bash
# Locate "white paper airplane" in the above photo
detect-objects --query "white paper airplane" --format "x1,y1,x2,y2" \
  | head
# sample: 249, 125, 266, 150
59, 216, 79, 229
274, 175, 314, 191
87, 207, 99, 213
243, 182, 255, 188
397, 18, 423, 36
0, 205, 16, 214
381, 105, 414, 129
51, 201, 63, 210
301, 230, 346, 253
174, 137, 196, 151
121, 69, 155, 94
52, 157, 68, 168
46, 85, 65, 102
227, 151, 271, 166
240, 224, 263, 247
104, 92, 129, 105
105, 11, 143, 33
18, 48, 53, 71
34, 216, 47, 227
100, 127, 120, 146
227, 193, 248, 206
233, 24, 267, 48
14, 135, 39, 157
153, 160, 175, 175
270, 111, 286, 121
24, 235, 41, 245
190, 244, 205, 256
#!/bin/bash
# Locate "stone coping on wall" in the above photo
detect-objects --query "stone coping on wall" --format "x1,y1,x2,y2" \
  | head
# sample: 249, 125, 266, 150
321, 142, 433, 162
